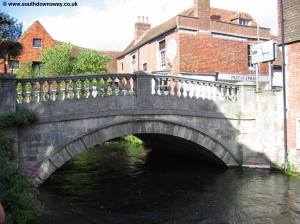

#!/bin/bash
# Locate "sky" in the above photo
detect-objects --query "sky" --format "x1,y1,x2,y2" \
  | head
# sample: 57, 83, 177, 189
1, 0, 278, 52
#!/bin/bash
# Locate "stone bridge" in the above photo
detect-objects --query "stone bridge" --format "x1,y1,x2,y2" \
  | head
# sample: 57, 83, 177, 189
0, 72, 284, 184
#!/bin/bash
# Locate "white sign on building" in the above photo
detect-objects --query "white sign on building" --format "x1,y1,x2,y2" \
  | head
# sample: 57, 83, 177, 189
250, 40, 277, 64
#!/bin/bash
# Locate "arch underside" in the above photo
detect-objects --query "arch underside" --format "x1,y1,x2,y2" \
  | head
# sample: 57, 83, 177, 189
36, 120, 240, 184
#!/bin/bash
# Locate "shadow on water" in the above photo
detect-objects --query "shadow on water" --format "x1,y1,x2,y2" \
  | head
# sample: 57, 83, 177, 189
35, 140, 300, 224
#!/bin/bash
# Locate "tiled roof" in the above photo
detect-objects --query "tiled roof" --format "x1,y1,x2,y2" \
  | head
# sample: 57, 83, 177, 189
119, 7, 259, 58
282, 0, 300, 44
210, 8, 257, 26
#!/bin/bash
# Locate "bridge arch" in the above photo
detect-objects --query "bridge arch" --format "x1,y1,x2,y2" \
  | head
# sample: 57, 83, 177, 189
36, 119, 240, 184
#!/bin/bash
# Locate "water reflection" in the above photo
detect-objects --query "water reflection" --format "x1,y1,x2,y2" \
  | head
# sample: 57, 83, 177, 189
35, 142, 300, 224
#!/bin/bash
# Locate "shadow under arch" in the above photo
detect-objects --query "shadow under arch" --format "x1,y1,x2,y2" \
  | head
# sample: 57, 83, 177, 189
36, 119, 240, 184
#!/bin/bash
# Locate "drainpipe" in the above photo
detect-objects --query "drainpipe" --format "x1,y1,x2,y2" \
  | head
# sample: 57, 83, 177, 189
279, 0, 288, 169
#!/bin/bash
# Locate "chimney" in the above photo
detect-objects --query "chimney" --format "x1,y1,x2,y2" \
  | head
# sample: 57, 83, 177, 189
193, 0, 210, 30
135, 16, 151, 42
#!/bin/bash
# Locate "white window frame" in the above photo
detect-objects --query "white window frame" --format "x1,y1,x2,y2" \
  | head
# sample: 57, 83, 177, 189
296, 118, 300, 149
33, 38, 42, 48
131, 54, 136, 73
157, 39, 166, 70
238, 19, 251, 26
248, 44, 257, 71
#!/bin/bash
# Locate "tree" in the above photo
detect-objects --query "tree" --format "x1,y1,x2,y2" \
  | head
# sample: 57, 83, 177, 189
39, 43, 73, 76
72, 49, 111, 74
0, 12, 23, 73
16, 61, 44, 78
0, 11, 23, 40
0, 40, 22, 73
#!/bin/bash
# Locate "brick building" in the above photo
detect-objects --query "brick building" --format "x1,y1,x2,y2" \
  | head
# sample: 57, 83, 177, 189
117, 0, 276, 83
0, 20, 120, 74
278, 0, 300, 151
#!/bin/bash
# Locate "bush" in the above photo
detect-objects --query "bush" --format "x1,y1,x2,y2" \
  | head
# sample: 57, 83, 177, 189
0, 109, 42, 224
0, 108, 38, 128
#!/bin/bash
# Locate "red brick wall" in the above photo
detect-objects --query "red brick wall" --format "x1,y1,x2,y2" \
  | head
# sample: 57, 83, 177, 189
117, 32, 180, 74
0, 21, 56, 73
18, 21, 56, 64
179, 32, 268, 75
286, 41, 300, 149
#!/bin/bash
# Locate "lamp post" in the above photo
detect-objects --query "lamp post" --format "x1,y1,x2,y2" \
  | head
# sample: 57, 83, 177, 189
0, 15, 11, 74
278, 0, 288, 170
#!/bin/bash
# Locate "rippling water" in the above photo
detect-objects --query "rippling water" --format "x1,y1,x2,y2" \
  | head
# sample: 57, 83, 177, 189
35, 142, 300, 224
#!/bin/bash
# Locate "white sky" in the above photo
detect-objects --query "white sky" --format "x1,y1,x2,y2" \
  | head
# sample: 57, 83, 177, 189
38, 0, 278, 51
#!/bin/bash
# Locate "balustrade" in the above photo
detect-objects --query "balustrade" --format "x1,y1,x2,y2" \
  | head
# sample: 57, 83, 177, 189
15, 73, 239, 104
16, 74, 135, 104
152, 75, 239, 102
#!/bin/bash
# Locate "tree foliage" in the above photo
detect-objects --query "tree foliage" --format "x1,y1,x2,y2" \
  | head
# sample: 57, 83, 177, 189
0, 40, 23, 59
72, 49, 111, 74
0, 11, 23, 41
39, 43, 73, 76
37, 44, 111, 77
16, 61, 45, 78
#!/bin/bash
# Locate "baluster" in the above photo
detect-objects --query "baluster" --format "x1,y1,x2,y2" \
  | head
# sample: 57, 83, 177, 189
29, 81, 35, 103
154, 78, 159, 96
196, 82, 201, 99
225, 85, 230, 101
125, 77, 131, 95
16, 83, 21, 104
80, 79, 85, 99
103, 77, 108, 96
88, 78, 94, 98
173, 79, 178, 97
65, 80, 70, 100
212, 84, 217, 101
132, 76, 136, 96
72, 80, 77, 99
39, 81, 45, 102
51, 81, 57, 101
229, 86, 233, 101
186, 81, 191, 98
233, 86, 238, 102
111, 77, 116, 96
166, 78, 171, 96
191, 81, 197, 99
56, 80, 62, 101
180, 80, 184, 98
21, 82, 27, 104
96, 78, 101, 97
119, 77, 125, 96
162, 78, 167, 96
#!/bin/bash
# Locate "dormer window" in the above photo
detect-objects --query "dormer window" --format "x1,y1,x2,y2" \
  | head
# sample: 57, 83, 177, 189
210, 15, 221, 21
238, 19, 251, 26
33, 38, 42, 48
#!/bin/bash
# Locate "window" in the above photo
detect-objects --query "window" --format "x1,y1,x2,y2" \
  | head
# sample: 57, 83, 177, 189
248, 44, 256, 69
121, 62, 124, 73
131, 55, 136, 73
143, 63, 147, 71
9, 60, 19, 71
297, 118, 300, 149
32, 61, 42, 71
159, 40, 166, 69
33, 38, 42, 48
239, 19, 251, 26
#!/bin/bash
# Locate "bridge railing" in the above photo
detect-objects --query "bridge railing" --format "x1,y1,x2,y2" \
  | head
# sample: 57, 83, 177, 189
16, 74, 136, 104
14, 72, 240, 104
151, 75, 239, 102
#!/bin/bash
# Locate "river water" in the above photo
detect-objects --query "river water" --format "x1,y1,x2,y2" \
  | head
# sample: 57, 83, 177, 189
35, 142, 300, 224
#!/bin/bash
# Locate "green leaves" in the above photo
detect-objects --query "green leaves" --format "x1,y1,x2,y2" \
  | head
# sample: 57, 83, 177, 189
72, 49, 111, 74
39, 43, 73, 76
0, 11, 23, 41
